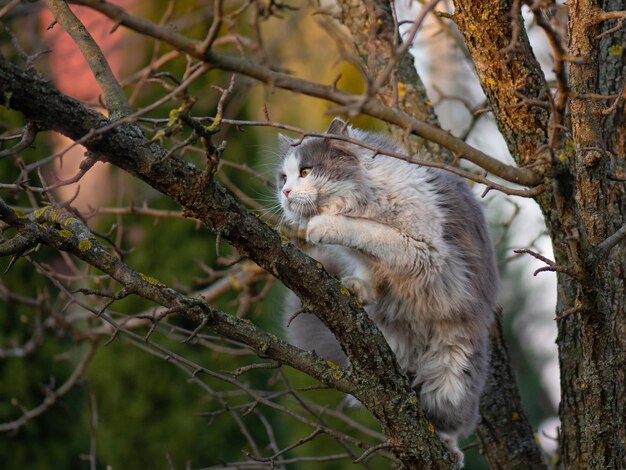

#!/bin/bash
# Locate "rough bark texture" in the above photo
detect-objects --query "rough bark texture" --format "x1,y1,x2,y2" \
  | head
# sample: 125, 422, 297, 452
453, 1, 626, 468
598, 2, 626, 463
554, 1, 626, 467
336, 0, 450, 161
336, 1, 545, 467
476, 315, 547, 469
452, 0, 551, 169
2, 0, 626, 467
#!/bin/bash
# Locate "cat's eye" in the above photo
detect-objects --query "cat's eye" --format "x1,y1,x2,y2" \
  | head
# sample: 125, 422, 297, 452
280, 175, 286, 185
300, 167, 311, 178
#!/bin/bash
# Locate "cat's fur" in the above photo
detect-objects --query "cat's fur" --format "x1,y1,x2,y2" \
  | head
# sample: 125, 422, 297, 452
277, 119, 498, 466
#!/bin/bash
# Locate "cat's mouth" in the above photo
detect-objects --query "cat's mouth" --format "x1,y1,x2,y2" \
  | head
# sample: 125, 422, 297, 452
285, 197, 318, 221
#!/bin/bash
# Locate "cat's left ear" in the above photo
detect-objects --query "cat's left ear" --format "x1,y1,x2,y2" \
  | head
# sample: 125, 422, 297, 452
278, 133, 295, 157
326, 118, 350, 136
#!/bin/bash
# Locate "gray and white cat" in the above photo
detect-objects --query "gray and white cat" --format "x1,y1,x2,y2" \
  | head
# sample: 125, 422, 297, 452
277, 119, 498, 466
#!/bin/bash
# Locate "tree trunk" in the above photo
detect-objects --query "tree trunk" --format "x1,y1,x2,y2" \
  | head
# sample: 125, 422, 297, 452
453, 0, 626, 467
551, 1, 626, 467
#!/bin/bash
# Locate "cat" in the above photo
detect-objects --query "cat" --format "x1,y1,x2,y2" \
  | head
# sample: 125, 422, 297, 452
276, 118, 498, 467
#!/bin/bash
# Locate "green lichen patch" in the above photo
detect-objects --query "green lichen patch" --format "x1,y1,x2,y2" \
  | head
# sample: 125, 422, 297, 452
205, 114, 222, 132
140, 273, 166, 287
609, 44, 623, 56
63, 217, 78, 227
34, 206, 51, 219
58, 229, 73, 239
78, 239, 92, 252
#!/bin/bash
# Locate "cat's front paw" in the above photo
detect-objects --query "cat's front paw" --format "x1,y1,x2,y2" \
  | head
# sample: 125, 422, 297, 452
342, 276, 376, 306
306, 215, 339, 245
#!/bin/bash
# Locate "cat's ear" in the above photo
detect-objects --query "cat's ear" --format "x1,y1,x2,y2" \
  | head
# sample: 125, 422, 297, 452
278, 133, 295, 157
326, 118, 350, 136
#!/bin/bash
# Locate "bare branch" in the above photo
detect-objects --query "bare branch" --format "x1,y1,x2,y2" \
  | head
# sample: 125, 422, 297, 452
0, 0, 21, 19
513, 248, 574, 277
44, 0, 131, 119
0, 342, 97, 432
200, 0, 224, 53
0, 198, 356, 396
595, 9, 626, 22
597, 223, 626, 258
0, 122, 38, 159
70, 0, 541, 187
452, 0, 551, 170
476, 314, 548, 469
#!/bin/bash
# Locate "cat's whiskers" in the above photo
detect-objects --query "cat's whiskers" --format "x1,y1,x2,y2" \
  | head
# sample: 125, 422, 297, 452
303, 194, 319, 218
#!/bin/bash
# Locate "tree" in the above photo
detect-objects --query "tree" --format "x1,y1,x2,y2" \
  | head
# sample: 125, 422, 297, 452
0, 0, 624, 468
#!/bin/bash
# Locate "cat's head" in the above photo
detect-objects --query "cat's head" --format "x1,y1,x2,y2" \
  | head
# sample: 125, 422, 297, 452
276, 119, 364, 224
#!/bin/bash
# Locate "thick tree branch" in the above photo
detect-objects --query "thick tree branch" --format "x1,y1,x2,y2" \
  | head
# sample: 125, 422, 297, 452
335, 0, 450, 161
452, 0, 551, 169
0, 60, 453, 469
0, 199, 355, 395
557, 2, 626, 467
477, 315, 548, 469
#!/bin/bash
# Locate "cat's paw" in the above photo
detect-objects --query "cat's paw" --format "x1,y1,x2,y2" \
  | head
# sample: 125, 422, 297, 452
439, 432, 464, 468
306, 215, 339, 245
341, 276, 376, 305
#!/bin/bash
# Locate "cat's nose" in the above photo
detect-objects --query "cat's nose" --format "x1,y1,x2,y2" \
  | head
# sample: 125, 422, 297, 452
282, 188, 291, 197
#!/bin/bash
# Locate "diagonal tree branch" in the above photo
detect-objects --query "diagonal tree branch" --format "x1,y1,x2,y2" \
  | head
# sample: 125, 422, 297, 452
0, 198, 356, 395
44, 0, 131, 119
477, 314, 547, 469
0, 60, 453, 469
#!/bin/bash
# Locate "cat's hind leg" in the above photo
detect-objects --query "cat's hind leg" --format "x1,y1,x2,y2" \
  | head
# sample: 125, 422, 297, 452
414, 339, 488, 468
438, 432, 464, 468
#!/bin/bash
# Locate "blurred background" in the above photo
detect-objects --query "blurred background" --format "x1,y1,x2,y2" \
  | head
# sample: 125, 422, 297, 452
0, 1, 558, 468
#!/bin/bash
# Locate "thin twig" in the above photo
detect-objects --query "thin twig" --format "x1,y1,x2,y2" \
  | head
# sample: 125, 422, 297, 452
0, 342, 97, 432
597, 223, 626, 258
0, 122, 38, 159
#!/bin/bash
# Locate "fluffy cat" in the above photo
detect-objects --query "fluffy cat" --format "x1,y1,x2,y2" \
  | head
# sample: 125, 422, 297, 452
277, 118, 498, 466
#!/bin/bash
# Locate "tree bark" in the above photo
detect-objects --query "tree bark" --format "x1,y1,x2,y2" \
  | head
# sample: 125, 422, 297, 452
477, 315, 547, 469
553, 1, 626, 467
452, 0, 551, 168
336, 0, 450, 161
453, 1, 626, 467
337, 1, 545, 467
3, 0, 626, 467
